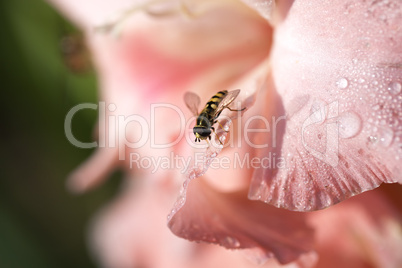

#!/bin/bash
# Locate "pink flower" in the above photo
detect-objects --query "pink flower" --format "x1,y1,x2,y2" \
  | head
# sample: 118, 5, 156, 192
50, 0, 402, 267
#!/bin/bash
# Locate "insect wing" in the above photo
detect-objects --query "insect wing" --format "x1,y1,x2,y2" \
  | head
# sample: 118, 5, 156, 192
213, 89, 241, 118
184, 92, 201, 116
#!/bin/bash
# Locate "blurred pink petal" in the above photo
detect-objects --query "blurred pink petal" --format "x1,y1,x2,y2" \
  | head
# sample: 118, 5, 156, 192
67, 147, 119, 193
249, 0, 402, 211
309, 187, 402, 268
168, 176, 315, 265
52, 0, 272, 189
91, 176, 317, 268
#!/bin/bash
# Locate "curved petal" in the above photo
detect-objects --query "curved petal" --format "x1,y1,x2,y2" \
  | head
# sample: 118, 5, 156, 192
249, 0, 402, 211
90, 0, 272, 98
91, 176, 315, 268
166, 73, 316, 265
168, 176, 315, 265
51, 0, 273, 190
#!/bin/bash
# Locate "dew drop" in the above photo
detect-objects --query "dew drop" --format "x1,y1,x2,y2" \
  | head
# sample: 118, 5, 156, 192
336, 77, 349, 89
189, 169, 198, 178
389, 118, 399, 127
223, 236, 241, 248
387, 81, 401, 95
178, 196, 185, 206
367, 127, 395, 149
378, 127, 394, 147
367, 135, 378, 145
358, 78, 365, 83
372, 103, 382, 111
338, 111, 362, 139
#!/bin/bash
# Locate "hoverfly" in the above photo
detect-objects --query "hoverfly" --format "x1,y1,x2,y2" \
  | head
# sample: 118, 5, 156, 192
184, 89, 245, 144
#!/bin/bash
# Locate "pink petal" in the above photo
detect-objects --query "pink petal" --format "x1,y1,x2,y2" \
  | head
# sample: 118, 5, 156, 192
91, 176, 316, 268
309, 186, 402, 268
52, 0, 273, 191
168, 176, 315, 265
67, 147, 119, 193
50, 0, 272, 98
167, 75, 316, 265
249, 0, 402, 211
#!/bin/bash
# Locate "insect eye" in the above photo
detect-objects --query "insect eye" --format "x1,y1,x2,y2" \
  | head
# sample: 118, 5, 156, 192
194, 127, 211, 137
203, 129, 212, 135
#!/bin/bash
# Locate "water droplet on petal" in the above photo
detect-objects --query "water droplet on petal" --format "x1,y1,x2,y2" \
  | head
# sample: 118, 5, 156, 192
367, 127, 395, 149
378, 127, 394, 147
223, 236, 241, 248
367, 135, 378, 146
188, 171, 197, 180
336, 77, 349, 89
387, 81, 401, 95
372, 102, 384, 111
338, 111, 362, 139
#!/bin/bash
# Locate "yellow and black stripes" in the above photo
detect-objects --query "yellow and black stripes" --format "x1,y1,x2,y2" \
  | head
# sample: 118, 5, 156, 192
191, 89, 243, 143
201, 90, 228, 120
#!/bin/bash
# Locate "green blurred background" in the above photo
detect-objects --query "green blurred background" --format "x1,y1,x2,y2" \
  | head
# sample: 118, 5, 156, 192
0, 0, 121, 267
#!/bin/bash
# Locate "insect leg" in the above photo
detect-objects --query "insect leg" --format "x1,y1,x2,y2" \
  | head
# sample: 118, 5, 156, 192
225, 106, 246, 112
211, 128, 224, 146
213, 120, 228, 133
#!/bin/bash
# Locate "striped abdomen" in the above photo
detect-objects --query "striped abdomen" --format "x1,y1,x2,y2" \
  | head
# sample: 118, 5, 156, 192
196, 90, 228, 126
